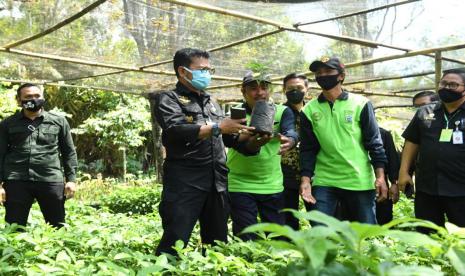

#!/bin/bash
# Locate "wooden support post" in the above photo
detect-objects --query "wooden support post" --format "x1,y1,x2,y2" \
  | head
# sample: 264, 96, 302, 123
435, 51, 442, 92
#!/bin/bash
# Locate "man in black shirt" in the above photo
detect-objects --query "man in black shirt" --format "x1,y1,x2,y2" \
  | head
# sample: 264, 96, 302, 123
399, 68, 465, 230
403, 91, 439, 198
153, 48, 258, 255
0, 83, 77, 228
281, 73, 310, 230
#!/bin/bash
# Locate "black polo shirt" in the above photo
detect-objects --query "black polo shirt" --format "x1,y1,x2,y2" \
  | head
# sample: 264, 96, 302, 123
402, 101, 465, 197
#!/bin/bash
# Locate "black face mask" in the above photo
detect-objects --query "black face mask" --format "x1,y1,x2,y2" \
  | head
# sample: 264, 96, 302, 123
21, 98, 45, 112
285, 89, 305, 104
438, 88, 464, 103
315, 74, 340, 90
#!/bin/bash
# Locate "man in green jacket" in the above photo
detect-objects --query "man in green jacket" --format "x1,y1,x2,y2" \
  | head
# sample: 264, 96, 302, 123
300, 57, 388, 224
0, 83, 77, 228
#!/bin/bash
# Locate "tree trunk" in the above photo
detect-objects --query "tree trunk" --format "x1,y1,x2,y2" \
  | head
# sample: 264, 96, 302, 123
148, 95, 164, 182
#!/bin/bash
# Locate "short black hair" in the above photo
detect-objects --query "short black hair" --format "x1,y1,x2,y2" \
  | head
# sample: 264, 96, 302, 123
283, 73, 309, 87
442, 68, 465, 84
16, 83, 40, 98
173, 48, 210, 78
412, 90, 438, 104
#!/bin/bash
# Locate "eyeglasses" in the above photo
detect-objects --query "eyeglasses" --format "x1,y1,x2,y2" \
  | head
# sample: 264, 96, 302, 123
439, 80, 465, 90
184, 66, 215, 75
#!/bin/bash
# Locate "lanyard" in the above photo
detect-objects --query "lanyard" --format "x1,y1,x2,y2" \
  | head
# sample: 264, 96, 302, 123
444, 110, 461, 129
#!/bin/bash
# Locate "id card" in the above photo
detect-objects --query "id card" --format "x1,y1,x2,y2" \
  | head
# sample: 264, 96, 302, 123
439, 129, 453, 142
453, 131, 463, 144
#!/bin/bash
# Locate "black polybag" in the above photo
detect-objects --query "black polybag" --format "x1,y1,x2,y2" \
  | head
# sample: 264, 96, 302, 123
250, 100, 275, 135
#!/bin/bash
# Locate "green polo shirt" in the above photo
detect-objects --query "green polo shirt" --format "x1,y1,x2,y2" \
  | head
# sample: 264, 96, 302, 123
0, 110, 77, 183
302, 93, 375, 190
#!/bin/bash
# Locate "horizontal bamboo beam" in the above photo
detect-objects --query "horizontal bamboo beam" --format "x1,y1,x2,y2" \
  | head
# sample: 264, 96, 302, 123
391, 87, 436, 94
54, 70, 127, 82
0, 47, 242, 81
344, 70, 435, 85
346, 41, 465, 68
374, 104, 414, 109
294, 0, 420, 27
0, 77, 143, 95
307, 87, 412, 98
271, 41, 465, 82
3, 0, 107, 49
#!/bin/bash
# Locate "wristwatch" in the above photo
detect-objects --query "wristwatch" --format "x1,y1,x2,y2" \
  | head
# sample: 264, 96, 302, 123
211, 123, 221, 137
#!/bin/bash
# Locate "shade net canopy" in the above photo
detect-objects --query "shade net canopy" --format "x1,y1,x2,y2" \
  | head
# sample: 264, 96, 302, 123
0, 0, 464, 104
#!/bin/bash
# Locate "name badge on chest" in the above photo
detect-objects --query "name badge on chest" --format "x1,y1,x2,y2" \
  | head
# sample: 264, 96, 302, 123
453, 131, 463, 144
453, 120, 463, 144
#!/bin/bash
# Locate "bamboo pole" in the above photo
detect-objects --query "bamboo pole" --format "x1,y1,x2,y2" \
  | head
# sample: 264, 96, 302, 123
294, 0, 420, 27
284, 28, 379, 48
54, 70, 127, 82
160, 0, 284, 28
391, 87, 436, 94
271, 41, 465, 82
0, 77, 144, 95
0, 48, 242, 81
3, 0, 107, 49
186, 71, 438, 90
374, 104, 415, 110
344, 71, 435, 85
347, 42, 465, 67
435, 51, 442, 92
307, 87, 413, 98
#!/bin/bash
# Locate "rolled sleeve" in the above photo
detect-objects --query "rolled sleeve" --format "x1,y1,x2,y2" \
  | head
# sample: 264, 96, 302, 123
299, 112, 320, 178
155, 92, 201, 144
360, 102, 387, 169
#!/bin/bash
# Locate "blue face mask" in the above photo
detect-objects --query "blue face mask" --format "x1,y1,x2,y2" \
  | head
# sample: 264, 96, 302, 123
183, 67, 212, 90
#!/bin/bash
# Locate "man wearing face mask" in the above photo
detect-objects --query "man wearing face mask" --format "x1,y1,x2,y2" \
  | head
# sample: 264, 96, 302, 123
300, 57, 388, 224
152, 48, 256, 255
0, 83, 77, 228
399, 68, 465, 231
280, 73, 311, 230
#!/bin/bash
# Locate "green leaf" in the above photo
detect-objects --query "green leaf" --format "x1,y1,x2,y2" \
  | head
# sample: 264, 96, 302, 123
386, 230, 441, 248
446, 246, 465, 274
56, 250, 72, 263
349, 222, 390, 240
384, 264, 444, 276
305, 238, 334, 271
242, 223, 299, 241
113, 252, 133, 260
445, 222, 465, 238
137, 264, 166, 276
